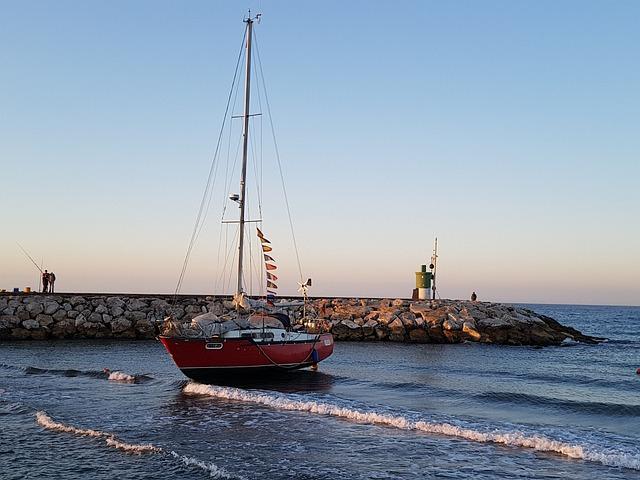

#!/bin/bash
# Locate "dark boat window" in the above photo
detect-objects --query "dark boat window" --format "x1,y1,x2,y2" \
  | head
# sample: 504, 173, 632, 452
205, 343, 223, 350
251, 332, 274, 340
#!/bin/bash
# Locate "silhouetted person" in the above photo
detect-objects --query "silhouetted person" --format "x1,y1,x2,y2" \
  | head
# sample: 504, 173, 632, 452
42, 270, 49, 293
471, 291, 477, 302
49, 272, 56, 293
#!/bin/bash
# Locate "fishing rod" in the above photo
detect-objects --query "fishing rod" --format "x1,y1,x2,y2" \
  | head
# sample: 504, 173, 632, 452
17, 243, 44, 273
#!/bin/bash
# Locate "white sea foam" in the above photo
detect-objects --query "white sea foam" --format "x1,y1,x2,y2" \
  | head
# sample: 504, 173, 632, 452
36, 411, 241, 476
183, 382, 640, 471
170, 451, 238, 479
36, 411, 157, 454
107, 371, 137, 383
105, 437, 161, 454
36, 411, 106, 438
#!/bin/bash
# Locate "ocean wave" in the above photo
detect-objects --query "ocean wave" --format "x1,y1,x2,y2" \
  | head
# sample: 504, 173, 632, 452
26, 366, 102, 378
36, 411, 160, 454
0, 363, 22, 371
105, 437, 161, 454
107, 371, 137, 383
24, 366, 151, 383
476, 391, 640, 416
35, 411, 240, 478
0, 401, 30, 416
169, 451, 239, 479
183, 382, 640, 471
36, 411, 107, 439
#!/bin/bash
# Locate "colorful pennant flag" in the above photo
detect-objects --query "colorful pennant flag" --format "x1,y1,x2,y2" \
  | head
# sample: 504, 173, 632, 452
259, 228, 279, 299
256, 228, 271, 244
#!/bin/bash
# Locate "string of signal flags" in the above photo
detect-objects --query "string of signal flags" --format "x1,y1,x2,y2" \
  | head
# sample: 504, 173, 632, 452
257, 228, 278, 304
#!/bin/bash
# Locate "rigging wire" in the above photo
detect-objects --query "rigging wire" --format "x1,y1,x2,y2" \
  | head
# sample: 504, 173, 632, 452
218, 224, 239, 294
172, 27, 247, 302
214, 76, 245, 295
253, 30, 305, 283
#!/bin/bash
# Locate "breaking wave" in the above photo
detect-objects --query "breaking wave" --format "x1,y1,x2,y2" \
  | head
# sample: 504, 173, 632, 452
25, 366, 151, 383
107, 371, 137, 383
35, 411, 239, 478
36, 411, 157, 452
36, 411, 105, 438
169, 451, 239, 479
183, 383, 640, 471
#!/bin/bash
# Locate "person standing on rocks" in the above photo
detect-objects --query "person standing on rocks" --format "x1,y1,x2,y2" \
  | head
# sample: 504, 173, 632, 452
49, 272, 56, 293
471, 291, 478, 302
41, 270, 49, 293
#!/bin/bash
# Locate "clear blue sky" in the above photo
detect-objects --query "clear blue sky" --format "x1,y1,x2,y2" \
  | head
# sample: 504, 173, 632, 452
1, 1, 638, 305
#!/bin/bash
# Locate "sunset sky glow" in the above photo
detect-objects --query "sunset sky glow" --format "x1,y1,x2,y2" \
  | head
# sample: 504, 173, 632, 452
1, 1, 639, 305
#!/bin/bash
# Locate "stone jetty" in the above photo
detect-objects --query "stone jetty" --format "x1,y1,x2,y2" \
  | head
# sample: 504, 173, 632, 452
0, 293, 601, 346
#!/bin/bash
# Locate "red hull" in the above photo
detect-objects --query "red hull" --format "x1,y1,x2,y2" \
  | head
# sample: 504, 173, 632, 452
159, 333, 334, 380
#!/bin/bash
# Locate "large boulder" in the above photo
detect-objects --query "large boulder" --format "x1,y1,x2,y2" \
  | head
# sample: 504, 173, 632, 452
74, 314, 87, 328
135, 319, 155, 338
69, 296, 87, 307
442, 313, 463, 331
377, 312, 398, 326
0, 315, 20, 327
331, 319, 363, 340
51, 320, 76, 338
125, 311, 147, 322
362, 319, 378, 337
26, 302, 44, 317
400, 312, 416, 330
111, 317, 132, 334
127, 299, 148, 311
106, 297, 125, 309
462, 321, 481, 341
409, 328, 429, 343
22, 319, 40, 330
388, 318, 406, 341
35, 314, 54, 328
43, 302, 60, 315
374, 326, 389, 340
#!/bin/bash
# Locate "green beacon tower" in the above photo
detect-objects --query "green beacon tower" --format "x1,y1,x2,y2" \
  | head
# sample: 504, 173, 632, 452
415, 265, 432, 300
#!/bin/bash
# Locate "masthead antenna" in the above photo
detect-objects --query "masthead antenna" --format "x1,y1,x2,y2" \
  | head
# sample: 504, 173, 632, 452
244, 10, 262, 23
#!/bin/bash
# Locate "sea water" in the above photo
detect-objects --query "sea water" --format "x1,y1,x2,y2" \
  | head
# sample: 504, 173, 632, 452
1, 304, 639, 479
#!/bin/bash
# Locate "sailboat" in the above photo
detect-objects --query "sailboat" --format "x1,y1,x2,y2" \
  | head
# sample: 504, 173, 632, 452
159, 15, 334, 382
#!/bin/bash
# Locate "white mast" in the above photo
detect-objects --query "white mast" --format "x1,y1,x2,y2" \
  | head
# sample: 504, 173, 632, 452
431, 237, 438, 300
236, 15, 254, 296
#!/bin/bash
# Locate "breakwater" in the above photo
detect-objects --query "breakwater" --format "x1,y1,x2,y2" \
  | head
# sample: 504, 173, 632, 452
0, 293, 600, 345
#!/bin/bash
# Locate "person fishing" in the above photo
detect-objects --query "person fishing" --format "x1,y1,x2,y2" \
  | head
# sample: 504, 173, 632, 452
49, 271, 56, 293
42, 270, 49, 293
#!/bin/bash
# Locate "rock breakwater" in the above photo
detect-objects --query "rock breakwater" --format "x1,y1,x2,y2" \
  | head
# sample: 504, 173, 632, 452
0, 294, 601, 345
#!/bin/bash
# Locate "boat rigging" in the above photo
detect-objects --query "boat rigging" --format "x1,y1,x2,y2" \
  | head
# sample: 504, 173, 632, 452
159, 14, 334, 381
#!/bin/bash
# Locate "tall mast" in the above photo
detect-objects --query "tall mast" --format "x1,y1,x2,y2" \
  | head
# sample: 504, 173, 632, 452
236, 16, 254, 296
431, 237, 438, 300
